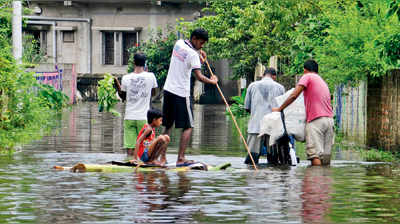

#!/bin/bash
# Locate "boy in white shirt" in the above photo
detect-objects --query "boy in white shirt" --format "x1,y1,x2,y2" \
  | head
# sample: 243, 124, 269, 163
114, 53, 158, 156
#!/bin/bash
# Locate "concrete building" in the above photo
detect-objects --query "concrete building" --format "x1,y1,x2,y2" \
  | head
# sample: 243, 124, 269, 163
25, 0, 237, 102
25, 0, 203, 75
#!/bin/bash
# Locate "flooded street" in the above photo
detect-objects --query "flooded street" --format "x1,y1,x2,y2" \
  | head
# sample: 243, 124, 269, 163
1, 102, 399, 223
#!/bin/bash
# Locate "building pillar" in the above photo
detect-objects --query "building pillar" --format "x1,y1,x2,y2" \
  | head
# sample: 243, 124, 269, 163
269, 56, 278, 70
12, 1, 22, 64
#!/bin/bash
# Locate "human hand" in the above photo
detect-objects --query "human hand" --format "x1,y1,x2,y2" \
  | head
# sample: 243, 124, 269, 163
113, 76, 120, 86
210, 75, 218, 85
130, 156, 139, 163
200, 50, 207, 64
271, 107, 280, 112
129, 159, 137, 164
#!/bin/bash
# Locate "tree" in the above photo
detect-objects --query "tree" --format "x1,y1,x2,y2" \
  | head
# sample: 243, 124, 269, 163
178, 0, 320, 81
0, 0, 13, 46
290, 0, 400, 89
177, 0, 400, 90
127, 28, 177, 88
387, 0, 400, 21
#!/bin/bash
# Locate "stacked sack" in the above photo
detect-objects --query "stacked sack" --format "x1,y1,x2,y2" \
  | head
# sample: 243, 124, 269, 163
259, 88, 306, 145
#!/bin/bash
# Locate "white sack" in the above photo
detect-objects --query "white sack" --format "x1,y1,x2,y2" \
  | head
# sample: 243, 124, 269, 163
259, 112, 283, 145
259, 88, 306, 145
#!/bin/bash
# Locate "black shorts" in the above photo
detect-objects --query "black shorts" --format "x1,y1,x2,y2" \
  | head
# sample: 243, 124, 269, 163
162, 90, 194, 129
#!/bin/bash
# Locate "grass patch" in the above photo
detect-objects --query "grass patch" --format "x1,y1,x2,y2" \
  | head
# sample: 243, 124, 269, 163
358, 148, 397, 163
295, 141, 307, 161
295, 132, 399, 163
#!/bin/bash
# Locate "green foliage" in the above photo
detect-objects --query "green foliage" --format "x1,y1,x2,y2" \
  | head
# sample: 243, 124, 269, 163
386, 0, 400, 21
360, 148, 397, 162
0, 0, 45, 65
178, 0, 319, 81
177, 0, 400, 90
37, 84, 69, 110
227, 88, 249, 118
128, 28, 177, 88
0, 46, 62, 150
0, 0, 69, 151
22, 34, 46, 64
97, 73, 121, 117
382, 33, 400, 65
289, 0, 400, 89
296, 141, 398, 163
0, 0, 12, 40
287, 13, 329, 75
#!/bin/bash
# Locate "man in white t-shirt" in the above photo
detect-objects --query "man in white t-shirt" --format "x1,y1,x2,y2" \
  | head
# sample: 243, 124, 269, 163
163, 28, 218, 166
114, 53, 158, 156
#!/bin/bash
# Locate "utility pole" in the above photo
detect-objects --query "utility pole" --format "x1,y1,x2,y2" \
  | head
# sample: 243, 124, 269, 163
12, 1, 22, 64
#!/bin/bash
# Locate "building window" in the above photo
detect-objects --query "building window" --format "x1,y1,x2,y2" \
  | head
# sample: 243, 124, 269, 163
25, 30, 47, 55
101, 30, 140, 65
102, 32, 114, 65
63, 31, 74, 43
122, 32, 137, 65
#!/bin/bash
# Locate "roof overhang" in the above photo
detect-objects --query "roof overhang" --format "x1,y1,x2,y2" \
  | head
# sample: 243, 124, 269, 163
55, 26, 77, 31
92, 27, 143, 32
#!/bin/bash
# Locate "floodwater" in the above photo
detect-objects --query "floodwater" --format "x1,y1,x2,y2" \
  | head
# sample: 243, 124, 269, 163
1, 102, 399, 223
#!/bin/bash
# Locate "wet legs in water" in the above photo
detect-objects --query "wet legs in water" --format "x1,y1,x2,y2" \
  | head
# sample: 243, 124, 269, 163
177, 128, 193, 164
147, 135, 170, 165
164, 127, 193, 165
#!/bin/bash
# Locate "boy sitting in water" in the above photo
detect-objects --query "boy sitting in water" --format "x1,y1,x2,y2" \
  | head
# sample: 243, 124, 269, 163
133, 109, 170, 166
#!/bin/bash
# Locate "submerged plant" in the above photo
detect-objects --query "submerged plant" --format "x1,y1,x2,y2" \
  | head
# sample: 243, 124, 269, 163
97, 73, 121, 117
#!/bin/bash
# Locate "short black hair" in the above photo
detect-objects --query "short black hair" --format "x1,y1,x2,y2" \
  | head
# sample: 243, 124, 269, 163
147, 109, 162, 124
134, 53, 146, 67
190, 28, 209, 42
264, 67, 277, 76
304, 59, 318, 73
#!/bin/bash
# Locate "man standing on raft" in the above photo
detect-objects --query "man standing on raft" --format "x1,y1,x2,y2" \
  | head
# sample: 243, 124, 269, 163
162, 28, 218, 166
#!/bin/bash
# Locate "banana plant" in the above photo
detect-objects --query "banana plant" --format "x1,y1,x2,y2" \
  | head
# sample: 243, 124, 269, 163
97, 73, 121, 117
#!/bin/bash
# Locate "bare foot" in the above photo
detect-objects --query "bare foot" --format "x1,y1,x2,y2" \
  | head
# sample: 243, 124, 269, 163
160, 158, 167, 166
176, 159, 196, 166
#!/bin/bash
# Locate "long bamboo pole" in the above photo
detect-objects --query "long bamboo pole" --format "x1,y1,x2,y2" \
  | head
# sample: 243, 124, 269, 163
203, 59, 258, 170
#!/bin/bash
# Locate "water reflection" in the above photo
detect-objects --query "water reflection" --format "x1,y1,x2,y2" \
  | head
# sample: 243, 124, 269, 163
0, 103, 397, 223
35, 102, 244, 156
301, 166, 332, 224
35, 102, 124, 153
133, 171, 194, 223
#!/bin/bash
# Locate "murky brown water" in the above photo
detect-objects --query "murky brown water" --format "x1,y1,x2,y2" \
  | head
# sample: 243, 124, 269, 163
0, 102, 399, 223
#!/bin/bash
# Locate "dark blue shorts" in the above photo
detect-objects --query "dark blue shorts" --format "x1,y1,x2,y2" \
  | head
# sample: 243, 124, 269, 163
140, 148, 150, 162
